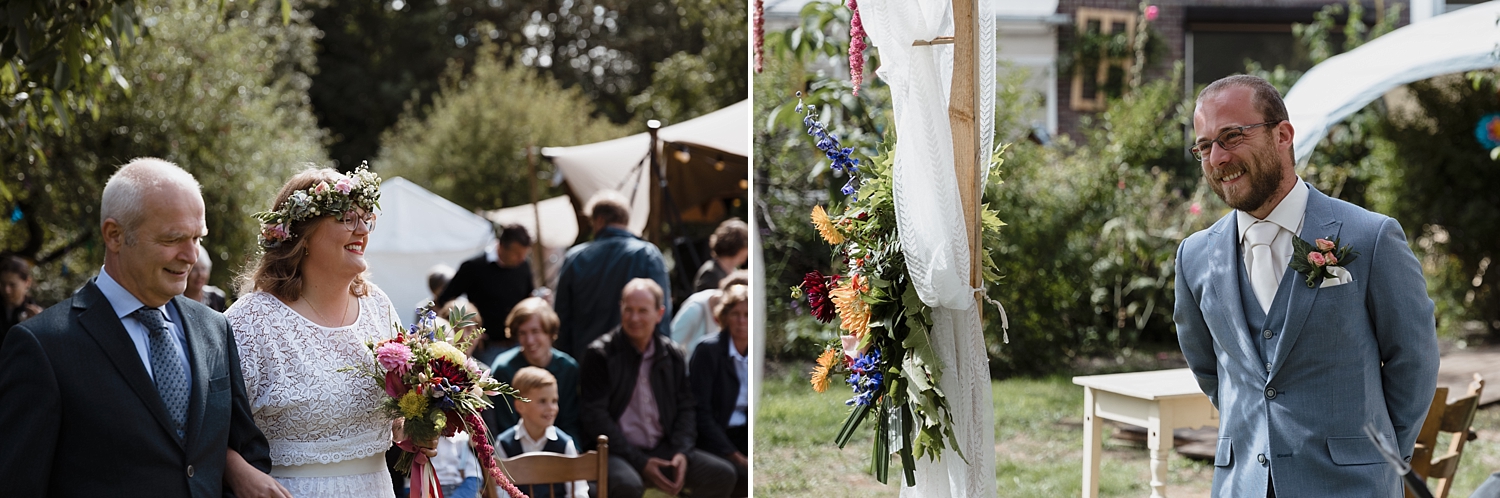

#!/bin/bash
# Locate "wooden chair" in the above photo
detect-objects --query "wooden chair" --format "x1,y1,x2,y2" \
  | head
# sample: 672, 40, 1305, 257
493, 434, 609, 498
1409, 374, 1485, 498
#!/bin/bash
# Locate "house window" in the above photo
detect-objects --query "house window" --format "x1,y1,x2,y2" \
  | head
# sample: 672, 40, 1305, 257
1070, 7, 1136, 111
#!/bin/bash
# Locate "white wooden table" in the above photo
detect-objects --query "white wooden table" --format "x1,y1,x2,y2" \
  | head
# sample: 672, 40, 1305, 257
1073, 368, 1219, 498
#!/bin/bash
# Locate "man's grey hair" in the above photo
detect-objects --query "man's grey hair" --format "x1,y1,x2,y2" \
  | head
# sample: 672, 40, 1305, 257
101, 158, 202, 242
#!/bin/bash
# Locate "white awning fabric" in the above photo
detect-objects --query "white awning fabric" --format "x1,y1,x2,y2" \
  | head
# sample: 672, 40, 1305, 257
365, 177, 494, 321
480, 195, 579, 250
540, 100, 750, 235
1287, 1, 1500, 164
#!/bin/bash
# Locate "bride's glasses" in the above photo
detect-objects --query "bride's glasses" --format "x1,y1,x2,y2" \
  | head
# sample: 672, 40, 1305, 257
340, 210, 378, 232
1190, 121, 1280, 161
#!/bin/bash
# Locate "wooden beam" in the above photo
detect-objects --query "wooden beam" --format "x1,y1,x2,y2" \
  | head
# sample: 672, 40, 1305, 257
949, 0, 984, 303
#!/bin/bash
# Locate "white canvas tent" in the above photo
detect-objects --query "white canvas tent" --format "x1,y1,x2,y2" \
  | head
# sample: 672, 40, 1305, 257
541, 100, 750, 236
365, 177, 493, 323
1287, 1, 1500, 164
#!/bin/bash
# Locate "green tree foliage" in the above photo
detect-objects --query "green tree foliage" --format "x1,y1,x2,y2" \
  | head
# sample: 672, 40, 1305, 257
308, 0, 746, 168
375, 42, 627, 212
3, 0, 141, 205
1368, 74, 1500, 338
3, 0, 326, 304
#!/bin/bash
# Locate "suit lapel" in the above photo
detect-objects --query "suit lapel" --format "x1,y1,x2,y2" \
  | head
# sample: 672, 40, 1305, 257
177, 297, 213, 450
75, 282, 181, 442
1272, 186, 1341, 374
1204, 216, 1260, 373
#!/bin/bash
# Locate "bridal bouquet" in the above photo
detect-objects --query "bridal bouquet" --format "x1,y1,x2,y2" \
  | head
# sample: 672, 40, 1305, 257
348, 306, 529, 498
792, 94, 1006, 486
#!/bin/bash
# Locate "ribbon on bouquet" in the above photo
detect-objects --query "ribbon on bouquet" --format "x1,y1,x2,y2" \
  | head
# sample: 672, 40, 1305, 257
397, 439, 444, 498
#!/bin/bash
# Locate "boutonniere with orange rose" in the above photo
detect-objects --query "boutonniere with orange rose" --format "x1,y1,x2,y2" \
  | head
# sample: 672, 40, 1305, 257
788, 94, 1006, 486
1289, 236, 1359, 287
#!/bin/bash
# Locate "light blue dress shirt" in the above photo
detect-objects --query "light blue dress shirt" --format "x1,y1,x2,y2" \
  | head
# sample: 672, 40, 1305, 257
95, 267, 192, 387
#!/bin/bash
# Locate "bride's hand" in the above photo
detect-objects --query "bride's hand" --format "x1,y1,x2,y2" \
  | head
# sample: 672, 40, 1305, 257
225, 449, 293, 498
391, 418, 437, 458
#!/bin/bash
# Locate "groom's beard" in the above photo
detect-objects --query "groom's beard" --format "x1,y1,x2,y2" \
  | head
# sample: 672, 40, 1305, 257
1206, 143, 1284, 213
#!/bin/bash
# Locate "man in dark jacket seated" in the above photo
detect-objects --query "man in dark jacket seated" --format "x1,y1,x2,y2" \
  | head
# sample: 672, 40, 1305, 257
689, 284, 749, 497
580, 278, 735, 498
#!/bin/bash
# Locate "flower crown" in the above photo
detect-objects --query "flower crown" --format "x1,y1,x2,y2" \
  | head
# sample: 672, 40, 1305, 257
254, 163, 382, 248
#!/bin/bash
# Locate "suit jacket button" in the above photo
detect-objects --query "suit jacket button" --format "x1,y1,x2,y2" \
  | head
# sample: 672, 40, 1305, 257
187, 465, 195, 477
1257, 454, 1267, 464
1265, 362, 1272, 372
1263, 329, 1273, 339
1265, 387, 1277, 399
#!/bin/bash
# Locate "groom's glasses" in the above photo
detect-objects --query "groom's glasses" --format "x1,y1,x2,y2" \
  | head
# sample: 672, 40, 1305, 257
341, 210, 378, 232
1190, 121, 1281, 162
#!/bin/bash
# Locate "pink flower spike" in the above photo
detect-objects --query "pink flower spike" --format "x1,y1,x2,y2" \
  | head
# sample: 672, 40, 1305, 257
1325, 253, 1338, 266
754, 0, 765, 73
1315, 238, 1336, 252
1308, 252, 1326, 267
847, 0, 866, 96
1145, 5, 1159, 21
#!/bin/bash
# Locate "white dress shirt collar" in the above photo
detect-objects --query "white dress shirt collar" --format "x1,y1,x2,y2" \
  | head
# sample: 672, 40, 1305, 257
512, 420, 560, 447
1236, 178, 1309, 243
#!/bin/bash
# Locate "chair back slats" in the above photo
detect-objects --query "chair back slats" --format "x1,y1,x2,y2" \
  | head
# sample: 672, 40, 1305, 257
496, 435, 610, 498
1411, 374, 1485, 498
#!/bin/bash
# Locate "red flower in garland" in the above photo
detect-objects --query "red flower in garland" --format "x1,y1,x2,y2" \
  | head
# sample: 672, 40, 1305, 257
802, 270, 837, 323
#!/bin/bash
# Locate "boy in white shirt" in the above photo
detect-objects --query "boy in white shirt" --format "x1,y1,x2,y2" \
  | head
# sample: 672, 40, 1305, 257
493, 367, 589, 498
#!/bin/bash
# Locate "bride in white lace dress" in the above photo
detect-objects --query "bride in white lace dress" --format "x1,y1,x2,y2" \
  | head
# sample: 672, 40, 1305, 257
223, 166, 412, 498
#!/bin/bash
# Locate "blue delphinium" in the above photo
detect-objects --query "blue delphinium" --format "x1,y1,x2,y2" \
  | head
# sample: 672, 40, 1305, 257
846, 348, 884, 406
796, 92, 862, 198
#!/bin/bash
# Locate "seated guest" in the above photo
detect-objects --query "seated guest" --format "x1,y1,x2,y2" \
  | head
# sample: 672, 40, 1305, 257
0, 253, 44, 339
418, 264, 455, 324
693, 218, 748, 293
488, 297, 580, 440
689, 284, 749, 498
671, 270, 748, 357
494, 367, 589, 498
580, 279, 735, 498
183, 245, 228, 312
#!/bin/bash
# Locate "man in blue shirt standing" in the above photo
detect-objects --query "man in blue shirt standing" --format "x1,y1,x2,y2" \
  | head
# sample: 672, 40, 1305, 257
554, 190, 672, 361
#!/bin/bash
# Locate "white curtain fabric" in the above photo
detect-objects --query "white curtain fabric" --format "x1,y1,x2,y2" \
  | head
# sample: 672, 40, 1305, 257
859, 0, 997, 496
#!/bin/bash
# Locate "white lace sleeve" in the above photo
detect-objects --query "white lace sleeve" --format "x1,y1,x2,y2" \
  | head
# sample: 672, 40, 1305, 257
224, 290, 396, 467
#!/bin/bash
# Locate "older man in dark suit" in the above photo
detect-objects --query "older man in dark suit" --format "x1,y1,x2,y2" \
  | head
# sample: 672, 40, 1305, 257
0, 158, 271, 497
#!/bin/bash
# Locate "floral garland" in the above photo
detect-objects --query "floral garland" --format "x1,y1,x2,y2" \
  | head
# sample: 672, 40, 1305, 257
790, 94, 1007, 486
254, 162, 382, 248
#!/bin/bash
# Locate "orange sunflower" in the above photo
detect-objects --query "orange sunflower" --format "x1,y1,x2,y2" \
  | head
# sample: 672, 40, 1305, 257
810, 205, 845, 245
809, 346, 840, 393
829, 274, 871, 338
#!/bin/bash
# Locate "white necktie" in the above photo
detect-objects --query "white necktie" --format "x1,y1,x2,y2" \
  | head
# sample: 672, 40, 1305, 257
1246, 221, 1282, 314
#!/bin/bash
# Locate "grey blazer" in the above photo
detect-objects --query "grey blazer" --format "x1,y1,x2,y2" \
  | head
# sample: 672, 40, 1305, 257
1174, 185, 1439, 497
0, 280, 270, 497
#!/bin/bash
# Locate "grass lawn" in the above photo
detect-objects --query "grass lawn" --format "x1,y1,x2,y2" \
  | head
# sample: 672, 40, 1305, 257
754, 362, 1500, 497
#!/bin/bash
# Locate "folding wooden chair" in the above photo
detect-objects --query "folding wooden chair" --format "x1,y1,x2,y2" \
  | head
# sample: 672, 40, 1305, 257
1410, 374, 1485, 498
494, 435, 609, 498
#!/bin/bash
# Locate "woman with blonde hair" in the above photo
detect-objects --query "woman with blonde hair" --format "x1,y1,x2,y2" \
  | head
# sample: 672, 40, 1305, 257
222, 165, 409, 498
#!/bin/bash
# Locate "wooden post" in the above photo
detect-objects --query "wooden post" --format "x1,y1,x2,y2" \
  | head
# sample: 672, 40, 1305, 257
949, 0, 984, 310
527, 146, 546, 289
646, 120, 663, 244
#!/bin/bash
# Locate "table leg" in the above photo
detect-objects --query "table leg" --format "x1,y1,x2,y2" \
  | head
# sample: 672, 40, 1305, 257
1147, 410, 1172, 498
1082, 387, 1102, 498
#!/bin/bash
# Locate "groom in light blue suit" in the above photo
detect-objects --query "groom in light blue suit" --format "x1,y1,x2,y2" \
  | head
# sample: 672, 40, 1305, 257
1174, 75, 1439, 498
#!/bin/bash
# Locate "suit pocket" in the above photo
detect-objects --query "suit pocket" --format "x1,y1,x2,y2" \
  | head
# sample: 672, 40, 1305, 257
1215, 437, 1233, 467
209, 375, 230, 393
1327, 436, 1383, 465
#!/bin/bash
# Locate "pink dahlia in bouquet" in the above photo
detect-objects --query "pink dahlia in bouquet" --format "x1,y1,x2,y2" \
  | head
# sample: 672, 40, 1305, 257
348, 305, 529, 498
